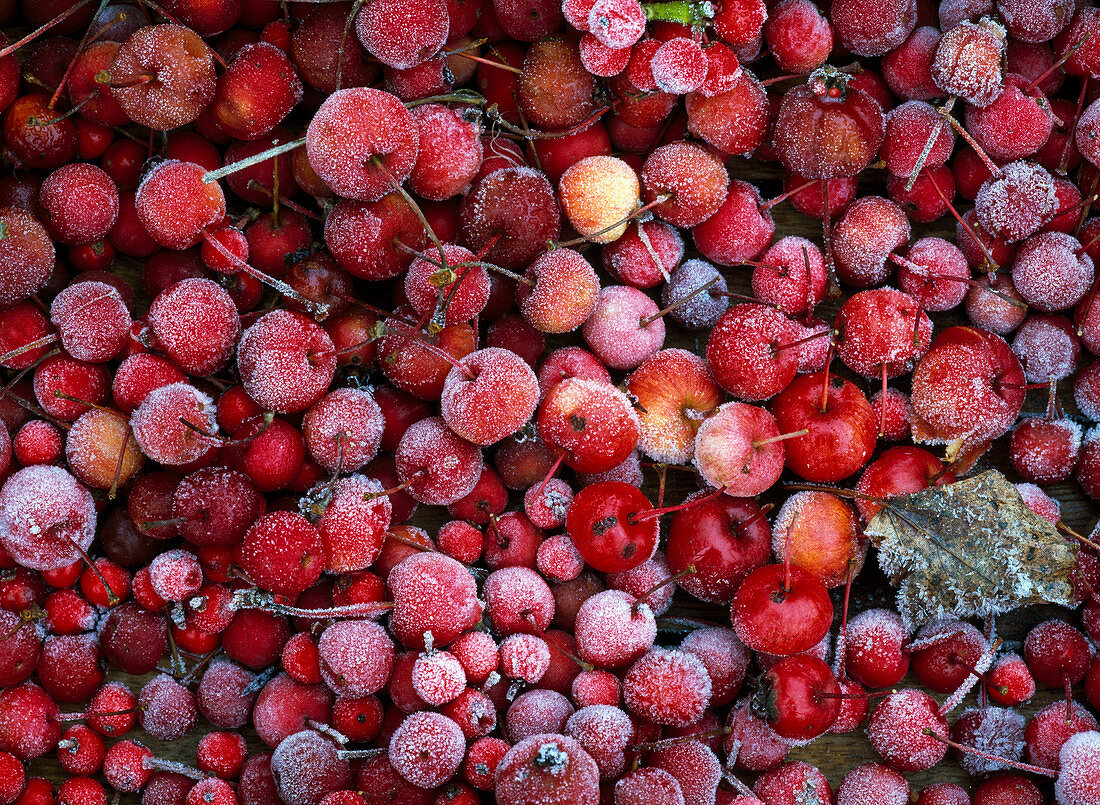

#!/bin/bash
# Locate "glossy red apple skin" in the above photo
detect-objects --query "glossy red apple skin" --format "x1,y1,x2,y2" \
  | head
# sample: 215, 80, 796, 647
756, 654, 841, 740
565, 481, 659, 574
855, 445, 956, 522
666, 496, 771, 603
771, 371, 877, 482
731, 564, 834, 656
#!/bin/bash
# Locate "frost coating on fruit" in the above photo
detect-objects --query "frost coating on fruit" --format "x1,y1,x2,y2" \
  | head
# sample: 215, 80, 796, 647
388, 711, 465, 788
0, 208, 55, 307
951, 706, 1025, 776
1055, 730, 1100, 805
0, 466, 95, 571
494, 733, 601, 805
237, 310, 337, 414
305, 88, 420, 202
130, 382, 217, 466
866, 689, 949, 771
623, 648, 712, 726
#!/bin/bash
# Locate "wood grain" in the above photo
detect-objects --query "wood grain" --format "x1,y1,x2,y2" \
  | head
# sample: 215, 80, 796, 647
12, 129, 1098, 802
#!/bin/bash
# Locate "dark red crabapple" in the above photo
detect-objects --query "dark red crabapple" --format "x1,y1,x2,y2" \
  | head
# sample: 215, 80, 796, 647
0, 465, 95, 571
731, 564, 833, 657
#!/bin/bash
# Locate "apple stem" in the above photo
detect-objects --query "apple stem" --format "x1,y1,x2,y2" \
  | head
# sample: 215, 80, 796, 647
53, 703, 147, 723
655, 462, 668, 509
1027, 34, 1090, 94
888, 254, 1028, 310
363, 474, 421, 501
655, 615, 727, 633
531, 450, 569, 504
48, 0, 112, 109
834, 561, 857, 679
752, 429, 808, 450
246, 180, 324, 222
633, 726, 731, 753
142, 757, 207, 781
820, 688, 895, 700
332, 294, 420, 329
734, 502, 774, 534
879, 363, 889, 437
639, 276, 720, 327
107, 426, 133, 501
65, 536, 120, 607
1057, 522, 1100, 554
994, 380, 1052, 391
946, 653, 1008, 696
51, 389, 115, 415
819, 344, 834, 413
203, 137, 306, 184
1061, 193, 1100, 228
231, 588, 394, 619
486, 103, 614, 141
782, 482, 888, 507
0, 0, 96, 59
760, 178, 818, 212
553, 194, 672, 249
760, 73, 811, 86
820, 179, 840, 300
201, 228, 328, 318
370, 157, 449, 273
924, 167, 1000, 273
445, 45, 522, 75
0, 333, 60, 365
773, 327, 834, 354
937, 106, 1003, 178
536, 618, 595, 671
904, 97, 953, 191
922, 729, 1057, 778
709, 289, 770, 304
631, 486, 726, 522
1062, 77, 1090, 178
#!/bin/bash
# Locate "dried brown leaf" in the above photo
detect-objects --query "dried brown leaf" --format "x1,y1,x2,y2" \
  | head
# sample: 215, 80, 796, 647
864, 470, 1077, 629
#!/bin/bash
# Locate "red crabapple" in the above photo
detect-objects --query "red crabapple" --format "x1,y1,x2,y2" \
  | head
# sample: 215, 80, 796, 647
389, 552, 483, 649
302, 388, 383, 473
0, 466, 95, 571
537, 377, 640, 474
518, 248, 601, 334
931, 17, 1006, 106
693, 402, 786, 497
148, 278, 241, 377
441, 348, 539, 446
50, 281, 131, 364
0, 208, 56, 307
39, 163, 119, 246
130, 382, 217, 466
627, 348, 722, 465
136, 161, 226, 250
237, 310, 336, 414
732, 564, 833, 657
306, 88, 419, 202
581, 285, 665, 371
773, 66, 886, 180
110, 25, 217, 130
495, 734, 600, 805
975, 160, 1057, 243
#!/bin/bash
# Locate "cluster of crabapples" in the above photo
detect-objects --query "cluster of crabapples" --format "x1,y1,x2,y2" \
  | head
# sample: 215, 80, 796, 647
5, 0, 1100, 804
